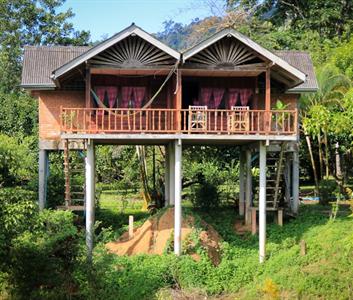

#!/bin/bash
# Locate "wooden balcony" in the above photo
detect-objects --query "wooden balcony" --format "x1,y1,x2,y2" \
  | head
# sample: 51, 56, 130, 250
60, 107, 298, 136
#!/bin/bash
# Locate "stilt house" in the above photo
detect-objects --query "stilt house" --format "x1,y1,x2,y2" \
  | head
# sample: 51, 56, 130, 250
21, 24, 318, 262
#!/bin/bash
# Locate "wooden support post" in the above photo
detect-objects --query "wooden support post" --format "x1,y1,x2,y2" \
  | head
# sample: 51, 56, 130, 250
175, 70, 182, 132
85, 140, 95, 260
300, 240, 306, 256
259, 141, 267, 263
174, 139, 182, 256
85, 68, 91, 108
129, 215, 134, 239
278, 209, 283, 226
292, 149, 299, 214
265, 68, 271, 132
251, 208, 257, 235
245, 149, 252, 225
164, 145, 170, 207
168, 142, 175, 205
239, 151, 245, 216
38, 149, 49, 210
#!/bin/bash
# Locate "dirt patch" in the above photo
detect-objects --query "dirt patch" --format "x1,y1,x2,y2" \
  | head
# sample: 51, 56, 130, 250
234, 219, 252, 235
106, 208, 193, 256
106, 208, 222, 265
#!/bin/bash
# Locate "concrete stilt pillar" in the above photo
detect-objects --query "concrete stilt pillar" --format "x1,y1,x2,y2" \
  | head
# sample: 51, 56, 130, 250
239, 151, 245, 216
164, 145, 170, 207
284, 154, 291, 207
259, 141, 267, 263
85, 141, 95, 259
174, 139, 182, 256
245, 149, 252, 225
38, 149, 49, 210
169, 142, 175, 205
292, 149, 299, 214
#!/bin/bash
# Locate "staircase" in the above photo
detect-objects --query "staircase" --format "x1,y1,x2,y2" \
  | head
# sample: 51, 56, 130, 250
253, 142, 286, 210
59, 139, 86, 211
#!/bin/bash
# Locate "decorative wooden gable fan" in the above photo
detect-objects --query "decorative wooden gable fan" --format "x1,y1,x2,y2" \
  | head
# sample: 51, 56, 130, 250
186, 36, 263, 69
89, 35, 176, 68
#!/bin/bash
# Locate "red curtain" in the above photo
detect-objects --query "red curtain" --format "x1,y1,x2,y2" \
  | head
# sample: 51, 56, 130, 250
121, 86, 133, 108
212, 88, 225, 109
200, 88, 212, 106
132, 87, 146, 108
228, 88, 239, 108
106, 86, 118, 108
240, 89, 253, 106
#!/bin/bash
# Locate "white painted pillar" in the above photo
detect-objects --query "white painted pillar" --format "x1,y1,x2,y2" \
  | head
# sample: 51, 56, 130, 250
245, 149, 252, 225
85, 141, 96, 259
292, 150, 299, 215
164, 145, 170, 207
239, 151, 245, 216
174, 139, 182, 256
38, 149, 49, 210
168, 142, 175, 205
259, 141, 267, 263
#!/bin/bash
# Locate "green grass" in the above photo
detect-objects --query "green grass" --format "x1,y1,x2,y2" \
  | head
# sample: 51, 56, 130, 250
89, 199, 353, 300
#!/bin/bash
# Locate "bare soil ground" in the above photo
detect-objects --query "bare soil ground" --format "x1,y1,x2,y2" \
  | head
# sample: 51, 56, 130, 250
106, 208, 222, 265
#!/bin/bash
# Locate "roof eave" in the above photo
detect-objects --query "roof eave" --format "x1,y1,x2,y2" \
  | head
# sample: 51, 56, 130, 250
286, 87, 319, 94
20, 83, 56, 90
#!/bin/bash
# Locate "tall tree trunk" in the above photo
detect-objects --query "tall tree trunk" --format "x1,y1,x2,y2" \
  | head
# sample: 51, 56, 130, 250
305, 134, 320, 196
335, 142, 342, 179
323, 130, 329, 178
317, 133, 324, 179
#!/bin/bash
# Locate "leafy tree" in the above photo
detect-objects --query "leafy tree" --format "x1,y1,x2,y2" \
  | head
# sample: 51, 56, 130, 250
0, 134, 36, 187
0, 0, 90, 93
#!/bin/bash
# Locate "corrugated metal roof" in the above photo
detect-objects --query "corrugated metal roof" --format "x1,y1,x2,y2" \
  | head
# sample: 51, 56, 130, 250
274, 50, 318, 92
21, 45, 318, 92
21, 46, 91, 88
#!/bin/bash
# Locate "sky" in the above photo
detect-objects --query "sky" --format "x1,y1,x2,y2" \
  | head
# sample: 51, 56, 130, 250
61, 0, 212, 41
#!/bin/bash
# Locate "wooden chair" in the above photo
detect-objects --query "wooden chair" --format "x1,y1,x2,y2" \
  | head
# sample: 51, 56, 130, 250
228, 106, 250, 132
188, 106, 207, 132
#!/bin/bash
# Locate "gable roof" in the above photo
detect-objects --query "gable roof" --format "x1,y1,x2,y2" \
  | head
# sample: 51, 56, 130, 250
182, 28, 307, 88
21, 25, 317, 93
21, 46, 90, 89
51, 23, 180, 80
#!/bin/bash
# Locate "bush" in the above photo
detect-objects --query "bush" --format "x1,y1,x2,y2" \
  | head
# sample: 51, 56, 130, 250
190, 181, 220, 210
0, 188, 37, 264
0, 134, 36, 186
8, 210, 80, 299
319, 179, 338, 204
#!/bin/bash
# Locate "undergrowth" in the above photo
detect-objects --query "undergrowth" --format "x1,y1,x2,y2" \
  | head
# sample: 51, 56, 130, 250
85, 204, 353, 299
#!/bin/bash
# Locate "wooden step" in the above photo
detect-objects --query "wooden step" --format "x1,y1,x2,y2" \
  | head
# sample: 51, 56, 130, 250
57, 205, 85, 211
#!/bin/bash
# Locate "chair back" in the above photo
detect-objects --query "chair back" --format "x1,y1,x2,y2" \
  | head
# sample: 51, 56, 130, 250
231, 106, 249, 111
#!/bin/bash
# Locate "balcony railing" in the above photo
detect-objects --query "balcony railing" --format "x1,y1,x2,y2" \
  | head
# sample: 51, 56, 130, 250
60, 107, 298, 135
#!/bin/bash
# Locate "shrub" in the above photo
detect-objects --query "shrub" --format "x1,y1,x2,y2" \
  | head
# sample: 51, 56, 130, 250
8, 210, 80, 299
319, 179, 338, 205
190, 181, 220, 210
0, 134, 36, 186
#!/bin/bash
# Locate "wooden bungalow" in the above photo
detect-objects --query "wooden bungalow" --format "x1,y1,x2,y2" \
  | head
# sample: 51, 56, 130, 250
21, 24, 318, 262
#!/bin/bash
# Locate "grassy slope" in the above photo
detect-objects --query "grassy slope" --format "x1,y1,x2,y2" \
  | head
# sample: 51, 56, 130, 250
93, 194, 353, 300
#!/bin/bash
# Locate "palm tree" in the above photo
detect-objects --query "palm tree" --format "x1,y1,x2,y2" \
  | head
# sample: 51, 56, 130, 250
300, 63, 351, 196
